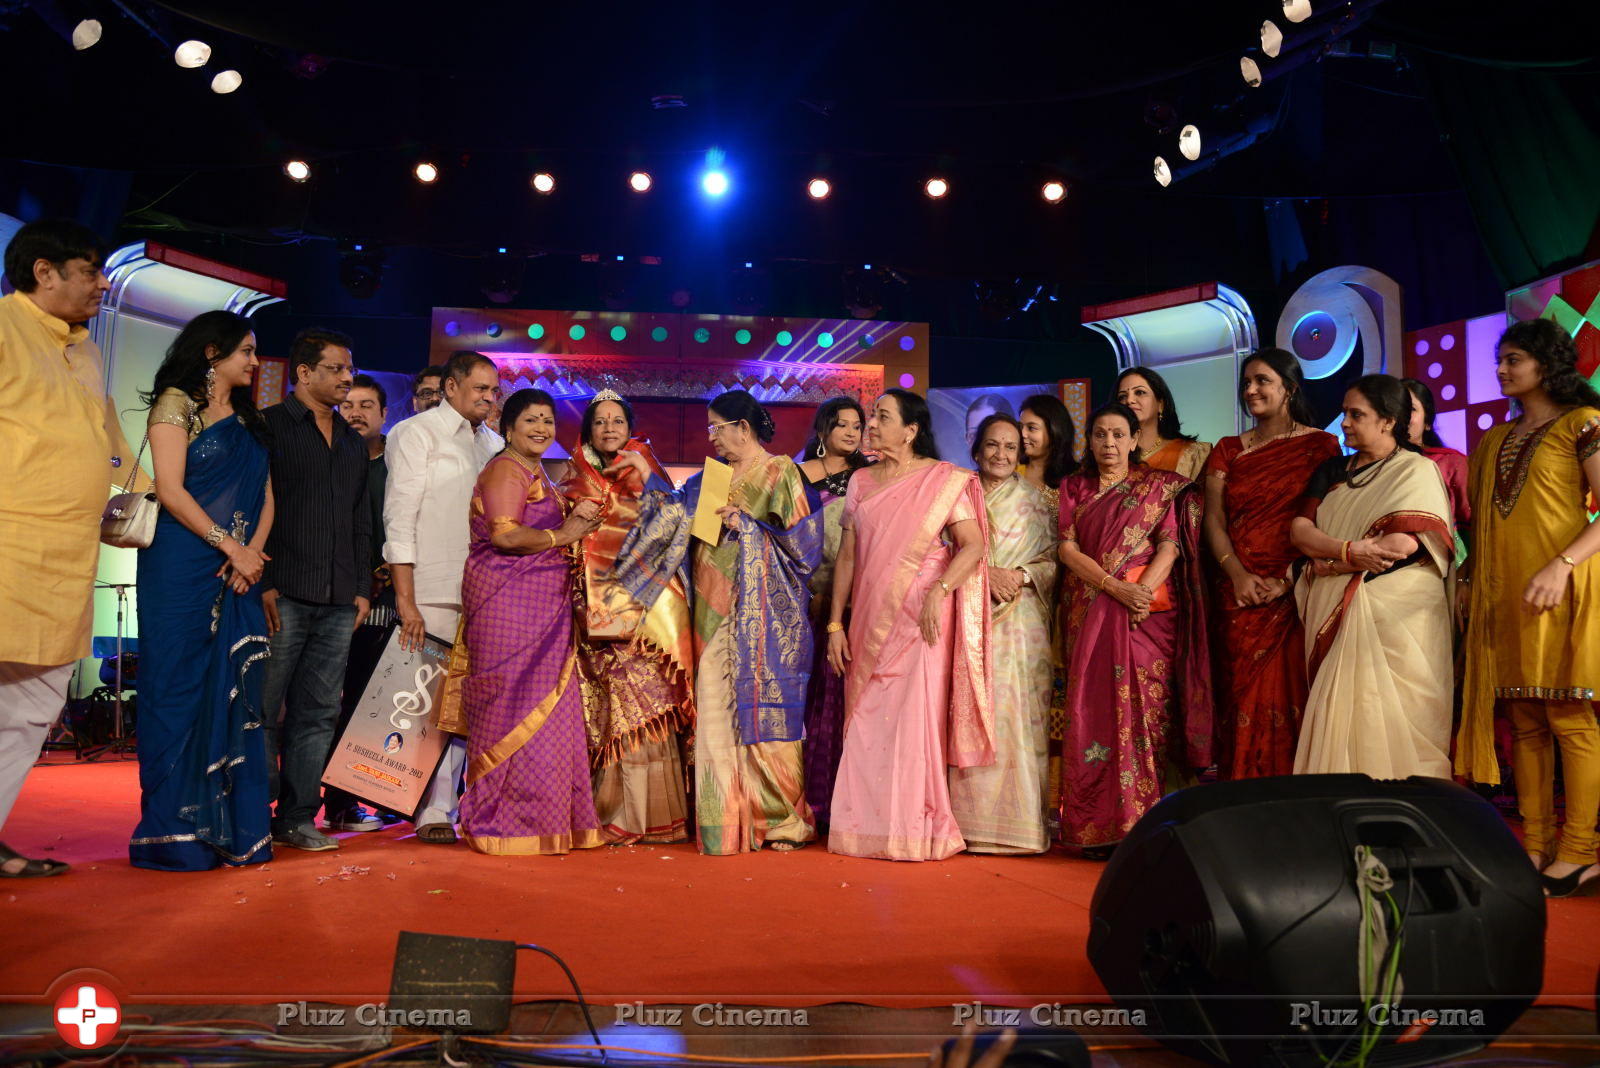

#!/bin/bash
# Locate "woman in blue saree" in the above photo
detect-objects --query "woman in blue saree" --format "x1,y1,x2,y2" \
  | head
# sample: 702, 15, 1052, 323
131, 311, 275, 871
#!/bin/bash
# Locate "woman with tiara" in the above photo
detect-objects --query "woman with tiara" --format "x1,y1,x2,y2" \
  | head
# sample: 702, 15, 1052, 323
559, 388, 695, 844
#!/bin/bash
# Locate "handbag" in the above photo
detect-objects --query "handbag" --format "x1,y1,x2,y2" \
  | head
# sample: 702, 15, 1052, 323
100, 424, 163, 549
1123, 564, 1174, 612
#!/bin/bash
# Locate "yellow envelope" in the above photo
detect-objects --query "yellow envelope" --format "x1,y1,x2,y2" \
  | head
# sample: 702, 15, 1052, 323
692, 457, 733, 545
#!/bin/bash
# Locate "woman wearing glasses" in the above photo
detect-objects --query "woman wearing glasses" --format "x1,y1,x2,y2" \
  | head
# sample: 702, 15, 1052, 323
609, 390, 823, 854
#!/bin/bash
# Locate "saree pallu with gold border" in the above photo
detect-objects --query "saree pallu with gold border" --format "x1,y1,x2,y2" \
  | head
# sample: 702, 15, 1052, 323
613, 455, 823, 853
456, 455, 603, 855
1293, 449, 1454, 779
829, 461, 995, 861
561, 439, 694, 843
1057, 466, 1212, 848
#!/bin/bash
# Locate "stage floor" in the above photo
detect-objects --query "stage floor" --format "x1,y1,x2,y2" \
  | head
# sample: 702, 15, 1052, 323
3, 757, 1597, 1061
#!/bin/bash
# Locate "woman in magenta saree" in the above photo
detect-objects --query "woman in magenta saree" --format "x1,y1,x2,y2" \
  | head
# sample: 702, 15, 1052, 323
826, 389, 993, 861
1058, 403, 1213, 854
455, 389, 605, 855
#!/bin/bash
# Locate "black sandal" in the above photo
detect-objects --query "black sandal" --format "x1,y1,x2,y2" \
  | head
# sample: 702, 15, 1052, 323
414, 823, 458, 845
0, 842, 71, 878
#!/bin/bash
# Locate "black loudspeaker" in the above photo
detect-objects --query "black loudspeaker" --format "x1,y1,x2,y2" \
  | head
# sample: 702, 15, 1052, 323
387, 932, 517, 1035
1088, 775, 1544, 1067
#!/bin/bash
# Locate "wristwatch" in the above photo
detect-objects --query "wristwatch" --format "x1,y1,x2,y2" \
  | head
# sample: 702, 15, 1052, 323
1016, 568, 1032, 587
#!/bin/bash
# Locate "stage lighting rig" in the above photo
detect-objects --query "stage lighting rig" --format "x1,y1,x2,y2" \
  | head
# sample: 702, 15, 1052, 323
807, 177, 832, 200
530, 172, 555, 194
71, 19, 101, 49
629, 171, 653, 192
173, 39, 210, 68
924, 177, 949, 199
283, 160, 310, 182
210, 70, 241, 94
414, 161, 439, 184
1041, 180, 1067, 203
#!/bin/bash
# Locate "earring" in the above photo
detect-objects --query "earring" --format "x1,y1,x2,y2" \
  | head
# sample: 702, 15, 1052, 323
205, 367, 216, 402
816, 440, 826, 459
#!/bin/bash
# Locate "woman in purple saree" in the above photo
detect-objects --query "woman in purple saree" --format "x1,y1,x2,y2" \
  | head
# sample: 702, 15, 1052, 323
1057, 403, 1213, 855
455, 389, 605, 855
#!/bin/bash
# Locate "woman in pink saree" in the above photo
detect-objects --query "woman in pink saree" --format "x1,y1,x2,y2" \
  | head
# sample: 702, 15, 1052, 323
1057, 403, 1213, 856
825, 388, 994, 861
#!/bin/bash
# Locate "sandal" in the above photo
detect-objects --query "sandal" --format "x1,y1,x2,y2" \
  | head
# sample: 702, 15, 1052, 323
415, 823, 458, 845
1540, 862, 1600, 898
0, 841, 71, 878
770, 840, 807, 852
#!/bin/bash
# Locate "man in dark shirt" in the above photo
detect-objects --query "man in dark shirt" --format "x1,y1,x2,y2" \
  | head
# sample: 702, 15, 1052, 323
259, 328, 371, 851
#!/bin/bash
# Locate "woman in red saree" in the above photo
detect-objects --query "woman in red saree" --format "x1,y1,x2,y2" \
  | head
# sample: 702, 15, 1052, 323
559, 391, 694, 844
1057, 403, 1212, 854
1203, 349, 1341, 779
825, 388, 994, 861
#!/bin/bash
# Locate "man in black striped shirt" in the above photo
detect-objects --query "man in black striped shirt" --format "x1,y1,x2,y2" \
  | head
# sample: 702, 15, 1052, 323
258, 328, 371, 852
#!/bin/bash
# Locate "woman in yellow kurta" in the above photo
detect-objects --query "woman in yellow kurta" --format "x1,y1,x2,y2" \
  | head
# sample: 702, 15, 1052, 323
1455, 319, 1600, 897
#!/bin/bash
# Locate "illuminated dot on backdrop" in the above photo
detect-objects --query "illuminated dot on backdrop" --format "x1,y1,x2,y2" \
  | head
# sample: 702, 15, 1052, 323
496, 247, 507, 254
858, 335, 873, 349
527, 323, 544, 340
610, 326, 627, 342
1440, 334, 1456, 351
693, 327, 711, 343
444, 321, 460, 337
899, 373, 916, 388
210, 70, 242, 94
702, 171, 729, 196
414, 162, 439, 183
924, 178, 949, 199
651, 327, 668, 342
174, 39, 211, 68
807, 178, 831, 200
1415, 339, 1430, 356
899, 335, 916, 351
1041, 181, 1066, 203
629, 171, 653, 193
734, 329, 752, 345
1441, 384, 1457, 401
569, 324, 586, 341
531, 172, 555, 194
1240, 56, 1263, 88
486, 323, 502, 338
284, 160, 310, 182
775, 330, 793, 346
1478, 413, 1494, 431
71, 19, 101, 50
818, 332, 835, 348
1428, 362, 1443, 379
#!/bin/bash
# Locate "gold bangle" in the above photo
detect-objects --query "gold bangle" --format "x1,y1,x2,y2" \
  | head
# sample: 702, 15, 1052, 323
826, 621, 844, 634
1557, 554, 1577, 568
1217, 552, 1234, 567
1098, 574, 1111, 591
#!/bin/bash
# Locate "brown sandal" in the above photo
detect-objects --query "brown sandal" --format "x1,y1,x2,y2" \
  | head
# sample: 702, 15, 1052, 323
415, 823, 458, 845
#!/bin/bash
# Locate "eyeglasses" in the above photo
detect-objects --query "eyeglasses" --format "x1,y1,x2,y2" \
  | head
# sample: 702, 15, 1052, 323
317, 362, 356, 376
707, 418, 741, 438
413, 388, 442, 401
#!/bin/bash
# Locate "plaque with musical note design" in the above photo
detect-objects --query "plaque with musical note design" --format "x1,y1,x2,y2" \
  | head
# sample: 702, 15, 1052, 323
320, 626, 452, 819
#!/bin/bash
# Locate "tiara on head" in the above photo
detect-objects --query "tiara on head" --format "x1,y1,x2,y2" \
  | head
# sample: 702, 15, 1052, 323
591, 388, 625, 404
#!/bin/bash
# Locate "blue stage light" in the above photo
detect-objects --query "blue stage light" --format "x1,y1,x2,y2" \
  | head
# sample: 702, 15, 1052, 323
702, 171, 729, 197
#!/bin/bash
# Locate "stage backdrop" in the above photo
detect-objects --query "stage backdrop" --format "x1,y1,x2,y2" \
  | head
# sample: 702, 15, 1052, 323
929, 382, 1089, 471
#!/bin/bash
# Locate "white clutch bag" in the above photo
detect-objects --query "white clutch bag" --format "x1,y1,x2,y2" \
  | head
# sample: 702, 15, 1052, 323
100, 430, 159, 549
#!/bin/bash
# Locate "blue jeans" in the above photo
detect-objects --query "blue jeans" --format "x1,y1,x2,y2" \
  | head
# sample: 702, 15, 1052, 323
261, 595, 356, 829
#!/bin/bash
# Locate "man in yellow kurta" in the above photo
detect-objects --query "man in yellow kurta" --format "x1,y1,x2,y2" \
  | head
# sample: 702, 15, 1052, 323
0, 219, 143, 878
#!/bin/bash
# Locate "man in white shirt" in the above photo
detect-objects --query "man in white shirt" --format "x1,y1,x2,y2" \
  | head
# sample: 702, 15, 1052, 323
383, 350, 503, 842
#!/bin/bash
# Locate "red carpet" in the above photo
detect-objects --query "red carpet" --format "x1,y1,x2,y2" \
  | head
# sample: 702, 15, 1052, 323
3, 759, 1596, 1010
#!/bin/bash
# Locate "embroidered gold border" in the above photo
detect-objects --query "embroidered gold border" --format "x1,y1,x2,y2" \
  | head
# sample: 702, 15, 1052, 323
466, 650, 578, 785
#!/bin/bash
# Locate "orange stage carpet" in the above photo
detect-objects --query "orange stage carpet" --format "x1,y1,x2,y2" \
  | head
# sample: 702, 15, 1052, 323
3, 759, 1597, 1011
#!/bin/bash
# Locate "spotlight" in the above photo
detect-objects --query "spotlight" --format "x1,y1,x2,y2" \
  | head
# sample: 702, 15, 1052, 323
1178, 125, 1202, 161
71, 19, 101, 50
807, 178, 832, 200
1041, 180, 1067, 203
1282, 0, 1312, 22
173, 40, 211, 68
210, 70, 242, 94
530, 172, 555, 194
284, 160, 311, 182
924, 177, 949, 199
414, 161, 439, 184
1153, 156, 1173, 187
1260, 19, 1284, 58
1241, 56, 1263, 87
629, 171, 652, 193
701, 171, 729, 197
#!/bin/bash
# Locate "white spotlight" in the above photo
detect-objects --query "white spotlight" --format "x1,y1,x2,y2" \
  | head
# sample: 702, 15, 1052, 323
1153, 156, 1173, 187
71, 19, 102, 50
1041, 180, 1067, 203
629, 171, 653, 193
284, 160, 310, 182
1282, 0, 1313, 23
1178, 125, 1202, 161
1241, 56, 1263, 88
173, 39, 211, 68
1260, 20, 1284, 58
414, 161, 439, 184
924, 177, 949, 199
531, 172, 555, 194
807, 177, 832, 200
210, 70, 242, 94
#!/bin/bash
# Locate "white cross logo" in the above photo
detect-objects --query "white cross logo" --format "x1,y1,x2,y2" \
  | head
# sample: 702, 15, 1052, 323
55, 983, 120, 1048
